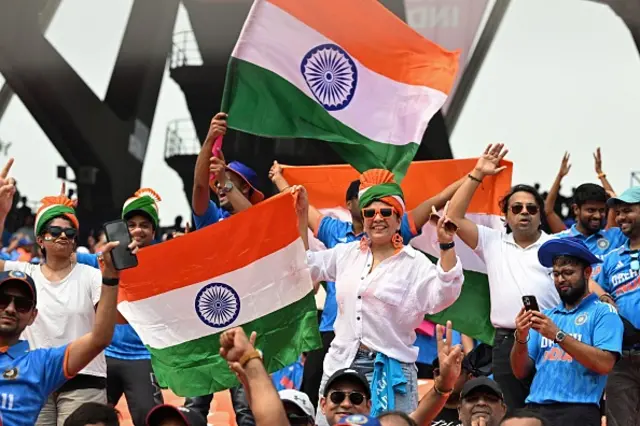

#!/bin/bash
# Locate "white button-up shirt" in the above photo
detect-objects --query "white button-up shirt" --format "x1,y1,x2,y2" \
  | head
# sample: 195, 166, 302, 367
474, 226, 560, 329
307, 241, 464, 377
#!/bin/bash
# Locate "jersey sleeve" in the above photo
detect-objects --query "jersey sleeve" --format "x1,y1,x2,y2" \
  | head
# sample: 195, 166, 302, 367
76, 252, 100, 269
400, 212, 421, 244
193, 200, 223, 230
593, 304, 624, 355
316, 216, 341, 246
595, 256, 613, 293
39, 345, 72, 395
527, 329, 541, 362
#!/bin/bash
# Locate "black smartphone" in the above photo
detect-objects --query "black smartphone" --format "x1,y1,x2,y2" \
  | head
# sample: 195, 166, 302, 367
103, 220, 138, 270
522, 295, 540, 311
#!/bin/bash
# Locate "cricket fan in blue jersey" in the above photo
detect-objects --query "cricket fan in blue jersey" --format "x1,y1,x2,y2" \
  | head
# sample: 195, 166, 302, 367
510, 237, 623, 426
594, 187, 640, 426
0, 240, 126, 426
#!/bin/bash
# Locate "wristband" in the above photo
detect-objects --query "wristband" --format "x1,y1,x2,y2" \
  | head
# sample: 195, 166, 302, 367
102, 277, 120, 286
239, 349, 263, 367
514, 330, 529, 344
433, 382, 453, 397
439, 241, 455, 251
468, 174, 483, 183
599, 294, 614, 302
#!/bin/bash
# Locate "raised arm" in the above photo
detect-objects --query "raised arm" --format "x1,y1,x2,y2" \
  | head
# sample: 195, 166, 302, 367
594, 148, 617, 229
545, 152, 570, 233
192, 113, 226, 216
411, 176, 466, 230
510, 308, 535, 380
0, 158, 16, 272
270, 161, 323, 232
410, 322, 463, 426
66, 241, 132, 376
210, 150, 252, 213
448, 144, 508, 250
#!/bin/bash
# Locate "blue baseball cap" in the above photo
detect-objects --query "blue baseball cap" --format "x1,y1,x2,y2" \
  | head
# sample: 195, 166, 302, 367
215, 161, 264, 205
538, 237, 602, 268
0, 271, 37, 305
607, 187, 640, 207
336, 414, 381, 426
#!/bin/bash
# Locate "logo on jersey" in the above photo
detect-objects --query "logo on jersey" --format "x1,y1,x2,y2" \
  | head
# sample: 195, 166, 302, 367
575, 312, 589, 326
597, 238, 610, 250
2, 367, 18, 380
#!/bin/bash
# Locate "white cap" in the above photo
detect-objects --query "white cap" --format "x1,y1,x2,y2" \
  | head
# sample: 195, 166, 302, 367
76, 246, 90, 254
279, 389, 315, 420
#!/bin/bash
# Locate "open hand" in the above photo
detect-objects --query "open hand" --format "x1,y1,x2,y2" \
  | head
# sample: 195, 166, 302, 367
474, 144, 508, 178
558, 152, 571, 177
435, 321, 464, 392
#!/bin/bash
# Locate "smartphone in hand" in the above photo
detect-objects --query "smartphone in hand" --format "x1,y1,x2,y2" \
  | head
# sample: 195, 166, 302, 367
522, 295, 540, 311
103, 220, 138, 270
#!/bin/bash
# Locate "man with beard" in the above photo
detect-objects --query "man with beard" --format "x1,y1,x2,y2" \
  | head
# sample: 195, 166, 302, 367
511, 238, 623, 426
595, 187, 640, 426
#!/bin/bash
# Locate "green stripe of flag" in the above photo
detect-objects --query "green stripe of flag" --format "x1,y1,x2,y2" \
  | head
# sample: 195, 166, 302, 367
221, 58, 418, 182
148, 292, 321, 397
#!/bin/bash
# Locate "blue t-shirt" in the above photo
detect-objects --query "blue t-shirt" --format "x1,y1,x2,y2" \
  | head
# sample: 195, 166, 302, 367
0, 341, 69, 426
555, 225, 627, 261
526, 293, 623, 405
271, 357, 304, 391
595, 241, 640, 331
193, 200, 231, 230
315, 213, 421, 332
75, 252, 150, 360
414, 330, 461, 365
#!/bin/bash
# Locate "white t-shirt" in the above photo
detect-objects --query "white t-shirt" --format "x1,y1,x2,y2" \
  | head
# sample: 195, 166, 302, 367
4, 261, 106, 378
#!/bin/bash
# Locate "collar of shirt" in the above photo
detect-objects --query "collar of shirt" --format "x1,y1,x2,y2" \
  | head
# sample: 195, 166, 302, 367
569, 224, 603, 240
502, 230, 551, 249
551, 292, 598, 314
0, 340, 29, 359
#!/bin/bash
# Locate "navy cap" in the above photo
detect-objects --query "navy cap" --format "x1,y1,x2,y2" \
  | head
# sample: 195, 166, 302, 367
0, 271, 37, 305
538, 237, 602, 268
607, 187, 640, 207
227, 161, 264, 205
336, 414, 381, 426
146, 404, 206, 426
323, 368, 371, 399
460, 377, 504, 400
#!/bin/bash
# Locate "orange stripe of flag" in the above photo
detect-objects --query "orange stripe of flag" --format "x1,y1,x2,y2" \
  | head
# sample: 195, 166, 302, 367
281, 159, 513, 216
119, 192, 299, 302
266, 0, 459, 93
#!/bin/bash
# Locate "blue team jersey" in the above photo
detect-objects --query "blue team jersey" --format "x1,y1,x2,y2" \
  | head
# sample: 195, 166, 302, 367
315, 213, 421, 332
555, 225, 627, 261
595, 241, 640, 330
526, 293, 623, 405
75, 252, 150, 360
193, 200, 231, 230
0, 341, 70, 425
414, 330, 461, 365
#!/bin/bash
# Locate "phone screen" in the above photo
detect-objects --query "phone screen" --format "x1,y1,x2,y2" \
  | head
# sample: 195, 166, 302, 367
103, 220, 138, 271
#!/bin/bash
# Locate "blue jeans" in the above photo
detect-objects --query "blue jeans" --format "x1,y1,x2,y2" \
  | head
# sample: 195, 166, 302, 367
315, 349, 418, 426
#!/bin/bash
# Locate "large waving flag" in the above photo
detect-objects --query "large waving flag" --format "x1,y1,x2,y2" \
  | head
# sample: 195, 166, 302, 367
282, 159, 513, 344
118, 193, 321, 397
221, 0, 459, 182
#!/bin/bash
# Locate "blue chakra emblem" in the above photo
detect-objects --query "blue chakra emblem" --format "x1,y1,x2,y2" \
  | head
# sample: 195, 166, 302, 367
195, 283, 241, 328
300, 43, 358, 111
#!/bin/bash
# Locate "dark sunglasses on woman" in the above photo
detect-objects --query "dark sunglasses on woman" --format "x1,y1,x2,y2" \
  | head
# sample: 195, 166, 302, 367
510, 203, 539, 215
329, 390, 366, 406
46, 226, 78, 239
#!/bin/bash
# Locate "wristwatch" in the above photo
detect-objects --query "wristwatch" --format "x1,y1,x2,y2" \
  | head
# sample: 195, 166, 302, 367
218, 181, 234, 195
554, 330, 567, 343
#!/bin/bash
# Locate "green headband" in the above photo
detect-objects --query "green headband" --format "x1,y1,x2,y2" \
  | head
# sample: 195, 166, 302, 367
122, 196, 159, 228
358, 182, 405, 210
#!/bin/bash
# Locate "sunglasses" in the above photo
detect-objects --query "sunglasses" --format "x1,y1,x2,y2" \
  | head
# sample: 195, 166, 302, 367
362, 207, 396, 219
329, 391, 366, 406
46, 226, 77, 239
510, 203, 539, 215
287, 413, 313, 425
631, 252, 639, 272
0, 294, 34, 313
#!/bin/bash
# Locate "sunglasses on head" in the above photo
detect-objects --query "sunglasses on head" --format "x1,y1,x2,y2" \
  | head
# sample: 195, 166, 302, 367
0, 294, 34, 313
46, 226, 77, 239
510, 203, 539, 215
329, 391, 366, 406
362, 207, 396, 219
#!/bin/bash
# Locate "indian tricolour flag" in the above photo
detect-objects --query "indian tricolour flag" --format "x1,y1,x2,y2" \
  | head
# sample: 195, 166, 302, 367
282, 159, 513, 345
117, 193, 321, 397
221, 0, 459, 182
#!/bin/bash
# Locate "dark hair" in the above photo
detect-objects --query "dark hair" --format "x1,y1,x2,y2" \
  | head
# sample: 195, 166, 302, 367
378, 411, 418, 426
499, 184, 549, 233
500, 408, 550, 426
346, 180, 360, 202
552, 255, 589, 270
64, 402, 120, 426
572, 183, 607, 207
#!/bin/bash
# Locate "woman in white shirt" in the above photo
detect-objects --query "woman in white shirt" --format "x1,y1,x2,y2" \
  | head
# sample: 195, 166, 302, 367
293, 169, 465, 424
1, 195, 106, 426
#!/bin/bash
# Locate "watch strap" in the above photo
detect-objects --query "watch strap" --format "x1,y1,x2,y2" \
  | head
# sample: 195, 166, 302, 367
439, 241, 455, 251
239, 349, 262, 367
102, 277, 120, 286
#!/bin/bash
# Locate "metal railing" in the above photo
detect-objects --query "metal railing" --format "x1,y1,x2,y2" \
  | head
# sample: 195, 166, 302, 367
165, 119, 201, 159
170, 30, 203, 69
